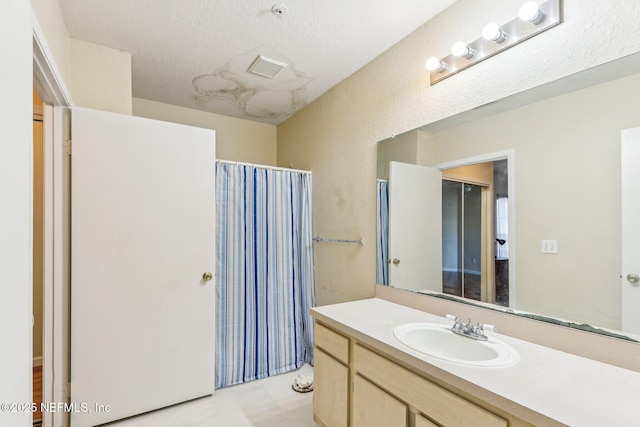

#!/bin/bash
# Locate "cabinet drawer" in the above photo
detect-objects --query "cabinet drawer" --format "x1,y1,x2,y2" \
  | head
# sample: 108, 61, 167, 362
315, 322, 349, 363
354, 344, 507, 427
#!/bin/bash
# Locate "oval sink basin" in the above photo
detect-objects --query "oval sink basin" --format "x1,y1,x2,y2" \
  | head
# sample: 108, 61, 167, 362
393, 323, 519, 367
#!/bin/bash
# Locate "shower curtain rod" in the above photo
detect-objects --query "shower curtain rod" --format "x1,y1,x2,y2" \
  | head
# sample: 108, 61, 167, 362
216, 159, 312, 175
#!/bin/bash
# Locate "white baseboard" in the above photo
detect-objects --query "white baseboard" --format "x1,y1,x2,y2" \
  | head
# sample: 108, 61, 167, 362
33, 356, 43, 367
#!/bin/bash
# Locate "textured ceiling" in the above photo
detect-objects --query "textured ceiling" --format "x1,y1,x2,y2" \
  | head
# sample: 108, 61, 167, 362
59, 0, 457, 124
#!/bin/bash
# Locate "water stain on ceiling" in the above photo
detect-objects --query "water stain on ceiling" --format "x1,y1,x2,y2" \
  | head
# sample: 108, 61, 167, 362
59, 0, 458, 125
192, 48, 310, 122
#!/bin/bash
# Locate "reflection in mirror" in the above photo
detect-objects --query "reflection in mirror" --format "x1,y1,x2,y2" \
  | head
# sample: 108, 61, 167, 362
442, 180, 484, 301
376, 52, 640, 341
441, 160, 509, 307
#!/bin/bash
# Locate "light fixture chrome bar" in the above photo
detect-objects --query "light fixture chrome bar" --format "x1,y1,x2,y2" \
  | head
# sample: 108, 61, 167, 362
429, 0, 562, 85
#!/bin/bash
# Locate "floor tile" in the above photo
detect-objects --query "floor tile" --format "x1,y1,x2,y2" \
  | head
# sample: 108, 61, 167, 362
106, 364, 316, 427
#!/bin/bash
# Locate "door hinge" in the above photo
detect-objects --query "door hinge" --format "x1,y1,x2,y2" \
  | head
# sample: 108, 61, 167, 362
65, 139, 72, 155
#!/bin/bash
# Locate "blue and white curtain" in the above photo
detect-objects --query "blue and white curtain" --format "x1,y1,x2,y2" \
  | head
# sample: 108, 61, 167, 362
215, 161, 315, 388
376, 180, 389, 286
495, 196, 509, 260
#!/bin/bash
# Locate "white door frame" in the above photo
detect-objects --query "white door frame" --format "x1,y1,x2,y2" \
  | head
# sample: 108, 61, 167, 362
33, 13, 73, 427
434, 150, 517, 308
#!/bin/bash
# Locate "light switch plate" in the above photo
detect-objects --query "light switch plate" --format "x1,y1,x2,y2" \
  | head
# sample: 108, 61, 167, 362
542, 240, 558, 254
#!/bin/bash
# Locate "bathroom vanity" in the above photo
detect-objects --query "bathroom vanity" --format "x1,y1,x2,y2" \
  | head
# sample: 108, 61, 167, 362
311, 298, 640, 427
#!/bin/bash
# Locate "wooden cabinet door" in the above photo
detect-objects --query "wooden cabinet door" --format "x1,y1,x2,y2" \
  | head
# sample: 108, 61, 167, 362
314, 349, 348, 427
353, 374, 407, 427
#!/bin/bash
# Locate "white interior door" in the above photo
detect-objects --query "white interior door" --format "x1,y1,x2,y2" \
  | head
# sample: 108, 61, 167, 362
71, 107, 216, 426
0, 1, 32, 425
388, 161, 442, 292
622, 127, 640, 335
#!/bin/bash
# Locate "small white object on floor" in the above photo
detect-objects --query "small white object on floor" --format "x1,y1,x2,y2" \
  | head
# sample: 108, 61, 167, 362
292, 374, 313, 393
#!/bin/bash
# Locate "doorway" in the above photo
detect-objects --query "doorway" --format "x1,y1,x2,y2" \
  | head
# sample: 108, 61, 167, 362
440, 159, 510, 306
33, 89, 44, 426
34, 26, 74, 426
442, 180, 484, 300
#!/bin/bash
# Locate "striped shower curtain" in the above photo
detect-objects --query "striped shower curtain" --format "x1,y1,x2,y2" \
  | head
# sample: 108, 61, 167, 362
215, 161, 315, 388
376, 180, 389, 286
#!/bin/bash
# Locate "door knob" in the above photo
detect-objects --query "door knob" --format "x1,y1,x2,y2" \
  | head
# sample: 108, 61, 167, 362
202, 272, 213, 281
627, 273, 640, 284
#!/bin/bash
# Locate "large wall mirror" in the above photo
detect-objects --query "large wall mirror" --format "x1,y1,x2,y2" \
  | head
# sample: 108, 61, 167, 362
376, 52, 640, 341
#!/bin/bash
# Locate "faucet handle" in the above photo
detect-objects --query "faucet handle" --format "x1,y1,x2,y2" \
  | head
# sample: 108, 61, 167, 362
483, 324, 497, 332
445, 314, 463, 331
463, 318, 474, 330
475, 323, 497, 335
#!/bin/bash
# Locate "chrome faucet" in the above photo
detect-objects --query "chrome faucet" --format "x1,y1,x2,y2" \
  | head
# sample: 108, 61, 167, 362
445, 314, 496, 341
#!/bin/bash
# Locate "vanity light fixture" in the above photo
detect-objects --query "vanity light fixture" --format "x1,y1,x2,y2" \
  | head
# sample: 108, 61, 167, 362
426, 57, 448, 73
451, 41, 475, 59
425, 0, 562, 85
519, 1, 545, 25
482, 23, 507, 44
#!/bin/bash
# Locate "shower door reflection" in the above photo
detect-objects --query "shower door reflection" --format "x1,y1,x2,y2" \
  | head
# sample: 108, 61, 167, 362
442, 181, 483, 301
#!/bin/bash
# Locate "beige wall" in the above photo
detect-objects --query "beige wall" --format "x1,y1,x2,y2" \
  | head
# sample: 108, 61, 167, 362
30, 1, 133, 114
133, 98, 277, 165
277, 83, 377, 306
70, 39, 132, 114
277, 0, 640, 307
417, 72, 640, 329
376, 130, 418, 180
30, 0, 71, 88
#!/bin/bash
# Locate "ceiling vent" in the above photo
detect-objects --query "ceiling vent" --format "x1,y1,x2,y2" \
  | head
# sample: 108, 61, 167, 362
247, 55, 287, 79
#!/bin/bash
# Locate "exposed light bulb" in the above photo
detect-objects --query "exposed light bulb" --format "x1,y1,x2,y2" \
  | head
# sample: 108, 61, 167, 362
451, 41, 475, 59
426, 57, 447, 73
519, 1, 545, 25
482, 23, 507, 43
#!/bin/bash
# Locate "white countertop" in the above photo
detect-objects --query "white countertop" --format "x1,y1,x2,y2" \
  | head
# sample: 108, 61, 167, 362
311, 298, 640, 426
